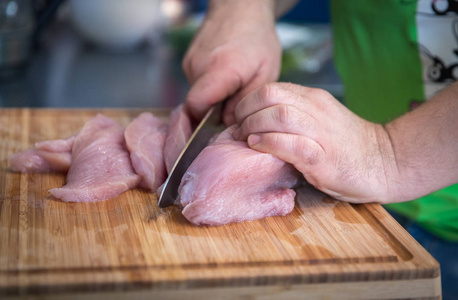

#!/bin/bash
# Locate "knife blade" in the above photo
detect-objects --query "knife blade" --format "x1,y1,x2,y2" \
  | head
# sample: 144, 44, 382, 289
158, 102, 224, 207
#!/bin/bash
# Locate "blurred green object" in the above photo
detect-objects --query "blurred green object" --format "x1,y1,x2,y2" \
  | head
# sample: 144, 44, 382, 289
167, 24, 197, 57
277, 23, 332, 76
281, 50, 298, 76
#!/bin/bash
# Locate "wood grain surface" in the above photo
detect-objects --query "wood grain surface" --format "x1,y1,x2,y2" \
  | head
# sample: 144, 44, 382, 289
0, 109, 441, 299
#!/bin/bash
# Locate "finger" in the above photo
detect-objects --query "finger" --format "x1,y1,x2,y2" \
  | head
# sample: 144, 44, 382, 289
234, 104, 317, 141
182, 53, 193, 83
223, 67, 280, 126
222, 97, 238, 126
182, 47, 199, 84
186, 70, 243, 120
247, 132, 324, 178
234, 82, 307, 126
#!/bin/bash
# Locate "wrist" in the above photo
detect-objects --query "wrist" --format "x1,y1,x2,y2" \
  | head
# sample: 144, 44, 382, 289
207, 0, 276, 21
376, 122, 434, 204
372, 123, 403, 204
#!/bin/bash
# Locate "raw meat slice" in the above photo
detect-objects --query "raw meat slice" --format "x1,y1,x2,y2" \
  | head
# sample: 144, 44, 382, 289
125, 112, 168, 191
9, 137, 75, 173
35, 136, 75, 152
9, 149, 72, 173
178, 126, 301, 226
50, 114, 140, 202
163, 104, 193, 173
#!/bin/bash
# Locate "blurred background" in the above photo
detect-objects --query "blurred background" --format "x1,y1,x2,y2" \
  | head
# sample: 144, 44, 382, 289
0, 0, 341, 108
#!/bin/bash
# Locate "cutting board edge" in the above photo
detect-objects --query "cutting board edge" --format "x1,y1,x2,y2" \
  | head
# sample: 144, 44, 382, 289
0, 273, 442, 299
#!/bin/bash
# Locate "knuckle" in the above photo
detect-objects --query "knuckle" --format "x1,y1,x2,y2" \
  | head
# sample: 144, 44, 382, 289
186, 54, 211, 79
256, 84, 272, 104
313, 88, 331, 98
311, 88, 333, 107
183, 58, 198, 79
256, 83, 279, 106
275, 104, 296, 128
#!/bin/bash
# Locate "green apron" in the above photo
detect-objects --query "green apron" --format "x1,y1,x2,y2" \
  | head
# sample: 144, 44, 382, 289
330, 0, 458, 241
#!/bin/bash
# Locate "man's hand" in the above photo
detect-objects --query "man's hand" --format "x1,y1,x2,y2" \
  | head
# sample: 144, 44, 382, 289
183, 0, 282, 125
233, 82, 398, 204
235, 81, 458, 204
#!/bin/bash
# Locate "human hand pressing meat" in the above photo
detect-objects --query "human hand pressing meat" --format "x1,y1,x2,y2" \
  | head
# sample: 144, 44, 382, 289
233, 83, 391, 203
233, 82, 458, 204
183, 0, 298, 125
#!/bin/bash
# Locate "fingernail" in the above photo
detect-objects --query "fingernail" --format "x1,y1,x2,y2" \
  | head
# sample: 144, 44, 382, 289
247, 134, 261, 146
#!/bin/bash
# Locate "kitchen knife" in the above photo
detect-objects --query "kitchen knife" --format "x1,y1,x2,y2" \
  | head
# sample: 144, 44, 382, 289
158, 102, 224, 207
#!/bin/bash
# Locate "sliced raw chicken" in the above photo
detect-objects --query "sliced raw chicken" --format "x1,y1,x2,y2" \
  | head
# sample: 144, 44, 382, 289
9, 137, 75, 173
9, 149, 72, 173
163, 104, 193, 173
178, 126, 301, 226
35, 137, 75, 152
50, 114, 140, 202
125, 112, 168, 191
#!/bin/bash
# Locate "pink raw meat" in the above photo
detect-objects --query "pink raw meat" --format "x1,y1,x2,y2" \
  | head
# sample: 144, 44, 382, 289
178, 126, 301, 226
35, 136, 75, 152
50, 114, 140, 202
9, 149, 72, 173
163, 104, 193, 174
156, 105, 193, 195
125, 112, 168, 191
9, 137, 75, 173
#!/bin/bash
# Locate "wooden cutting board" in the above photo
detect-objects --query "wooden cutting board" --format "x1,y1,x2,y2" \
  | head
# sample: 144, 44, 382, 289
0, 109, 441, 300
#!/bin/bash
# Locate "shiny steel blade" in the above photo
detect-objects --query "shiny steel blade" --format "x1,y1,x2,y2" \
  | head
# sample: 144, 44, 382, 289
158, 103, 224, 207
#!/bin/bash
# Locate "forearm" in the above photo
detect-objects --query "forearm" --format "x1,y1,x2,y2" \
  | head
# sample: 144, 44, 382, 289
383, 81, 458, 202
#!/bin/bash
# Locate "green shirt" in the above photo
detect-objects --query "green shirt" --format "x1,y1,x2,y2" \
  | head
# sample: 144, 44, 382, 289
330, 0, 458, 241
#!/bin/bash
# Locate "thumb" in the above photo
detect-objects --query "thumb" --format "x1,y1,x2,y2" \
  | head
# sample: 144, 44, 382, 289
186, 70, 243, 120
247, 132, 325, 172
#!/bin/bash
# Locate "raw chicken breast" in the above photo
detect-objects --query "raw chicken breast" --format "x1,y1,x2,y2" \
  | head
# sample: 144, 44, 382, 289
35, 137, 75, 152
9, 149, 72, 173
50, 114, 140, 202
163, 104, 193, 173
178, 126, 301, 226
125, 112, 168, 191
9, 137, 75, 173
